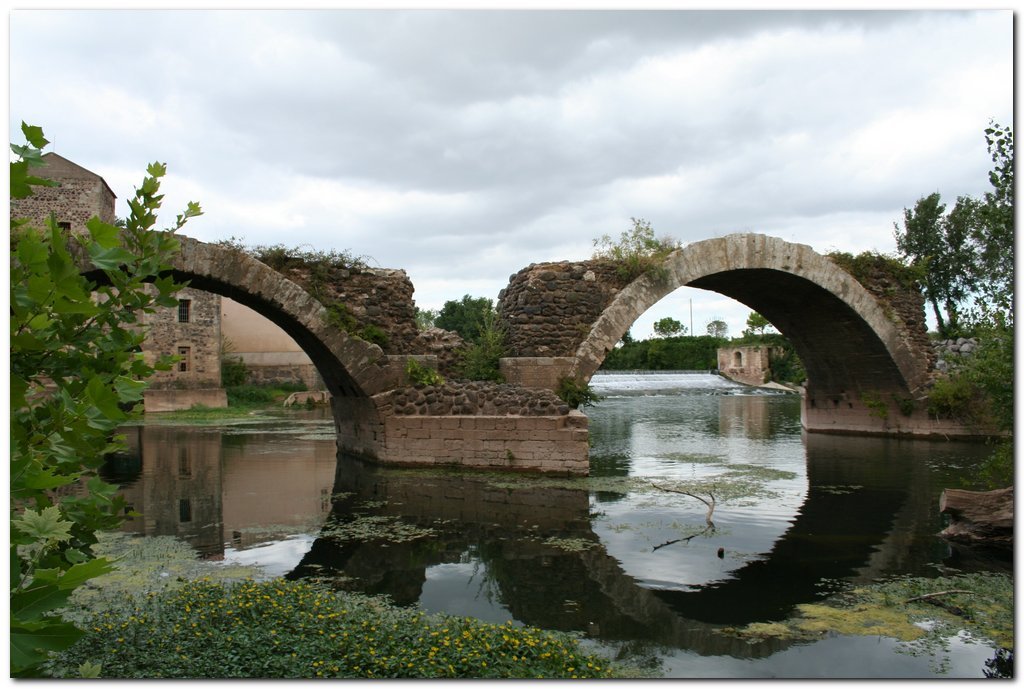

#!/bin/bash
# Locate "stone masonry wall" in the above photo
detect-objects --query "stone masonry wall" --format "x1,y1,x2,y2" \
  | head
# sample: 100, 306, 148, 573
824, 254, 936, 376
9, 154, 116, 233
497, 260, 623, 358
145, 286, 223, 390
334, 382, 590, 475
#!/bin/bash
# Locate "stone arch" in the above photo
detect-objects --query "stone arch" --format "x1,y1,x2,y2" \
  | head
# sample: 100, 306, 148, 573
83, 235, 401, 398
571, 234, 932, 402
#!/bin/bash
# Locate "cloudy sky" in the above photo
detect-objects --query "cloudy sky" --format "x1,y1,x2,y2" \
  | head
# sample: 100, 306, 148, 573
9, 8, 1013, 339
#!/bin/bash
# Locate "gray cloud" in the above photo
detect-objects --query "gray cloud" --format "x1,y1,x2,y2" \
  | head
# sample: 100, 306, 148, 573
9, 9, 1012, 335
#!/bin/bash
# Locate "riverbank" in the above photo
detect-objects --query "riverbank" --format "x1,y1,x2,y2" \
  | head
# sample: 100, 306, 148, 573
46, 534, 635, 679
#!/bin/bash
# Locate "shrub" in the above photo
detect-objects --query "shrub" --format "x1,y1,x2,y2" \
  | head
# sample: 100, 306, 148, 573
457, 311, 507, 382
405, 358, 444, 387
556, 377, 602, 410
221, 356, 248, 387
592, 217, 680, 285
927, 375, 981, 423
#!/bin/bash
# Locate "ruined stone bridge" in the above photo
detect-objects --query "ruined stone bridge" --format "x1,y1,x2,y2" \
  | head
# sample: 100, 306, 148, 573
140, 232, 958, 475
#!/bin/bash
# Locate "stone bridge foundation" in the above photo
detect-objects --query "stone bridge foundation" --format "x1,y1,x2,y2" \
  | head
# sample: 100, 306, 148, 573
332, 395, 590, 476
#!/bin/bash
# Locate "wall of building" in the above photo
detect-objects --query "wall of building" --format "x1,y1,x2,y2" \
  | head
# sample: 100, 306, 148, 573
717, 345, 778, 387
221, 297, 322, 388
9, 153, 117, 232
145, 286, 223, 392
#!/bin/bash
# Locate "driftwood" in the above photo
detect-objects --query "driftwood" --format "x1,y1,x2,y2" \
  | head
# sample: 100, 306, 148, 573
939, 486, 1013, 547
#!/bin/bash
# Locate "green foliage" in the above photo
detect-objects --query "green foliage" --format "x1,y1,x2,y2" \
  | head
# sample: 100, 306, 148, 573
405, 358, 445, 387
860, 391, 890, 421
220, 356, 248, 387
435, 294, 495, 343
926, 376, 982, 423
893, 192, 976, 336
592, 217, 680, 285
765, 337, 806, 385
359, 323, 389, 348
652, 316, 685, 338
705, 318, 729, 339
974, 121, 1014, 321
324, 302, 389, 348
415, 306, 438, 330
826, 250, 923, 293
743, 311, 773, 339
49, 578, 619, 679
602, 335, 724, 371
456, 310, 507, 382
225, 383, 307, 408
556, 377, 602, 410
10, 124, 200, 676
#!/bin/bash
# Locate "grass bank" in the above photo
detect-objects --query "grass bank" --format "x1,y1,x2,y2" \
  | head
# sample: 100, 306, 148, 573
145, 384, 323, 423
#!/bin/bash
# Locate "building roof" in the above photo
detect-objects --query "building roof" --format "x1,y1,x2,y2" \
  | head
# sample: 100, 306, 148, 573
38, 152, 117, 199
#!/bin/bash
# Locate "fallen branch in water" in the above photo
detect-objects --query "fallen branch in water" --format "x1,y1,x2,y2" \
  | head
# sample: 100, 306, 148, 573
902, 590, 972, 604
650, 483, 716, 526
652, 522, 715, 552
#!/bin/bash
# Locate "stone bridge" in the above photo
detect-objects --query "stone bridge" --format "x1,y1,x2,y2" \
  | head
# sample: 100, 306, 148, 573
103, 232, 963, 475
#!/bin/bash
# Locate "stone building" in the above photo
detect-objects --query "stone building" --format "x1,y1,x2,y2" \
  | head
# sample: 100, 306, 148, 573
10, 152, 226, 412
717, 345, 782, 387
10, 152, 116, 231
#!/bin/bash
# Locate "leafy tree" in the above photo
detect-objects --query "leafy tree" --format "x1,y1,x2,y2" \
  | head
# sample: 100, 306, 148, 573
743, 311, 773, 339
457, 309, 507, 382
592, 217, 680, 284
973, 121, 1014, 321
10, 123, 201, 676
705, 318, 728, 339
414, 307, 438, 330
893, 192, 975, 336
653, 316, 685, 338
435, 294, 494, 343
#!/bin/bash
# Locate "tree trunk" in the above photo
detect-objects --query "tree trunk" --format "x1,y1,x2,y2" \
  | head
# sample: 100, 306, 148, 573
939, 486, 1013, 547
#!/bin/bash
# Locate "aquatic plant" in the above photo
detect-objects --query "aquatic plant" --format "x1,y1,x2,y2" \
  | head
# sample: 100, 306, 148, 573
719, 571, 1013, 675
48, 578, 620, 679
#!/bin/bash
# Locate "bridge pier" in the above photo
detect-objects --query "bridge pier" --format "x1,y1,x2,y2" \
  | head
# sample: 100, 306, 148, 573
801, 389, 999, 440
332, 390, 590, 476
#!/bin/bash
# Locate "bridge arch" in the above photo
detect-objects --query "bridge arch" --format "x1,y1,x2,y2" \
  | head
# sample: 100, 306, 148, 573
84, 235, 400, 398
571, 234, 932, 403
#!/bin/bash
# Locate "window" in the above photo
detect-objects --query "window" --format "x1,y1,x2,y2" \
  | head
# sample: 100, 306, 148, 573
178, 498, 192, 523
177, 346, 191, 372
733, 351, 744, 367
178, 299, 192, 323
178, 448, 192, 477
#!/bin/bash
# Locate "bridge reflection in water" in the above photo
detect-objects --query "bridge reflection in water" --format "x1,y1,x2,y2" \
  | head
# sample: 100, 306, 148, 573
107, 407, 1003, 665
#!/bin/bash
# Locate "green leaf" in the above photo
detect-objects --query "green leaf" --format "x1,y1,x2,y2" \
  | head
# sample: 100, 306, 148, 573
56, 557, 114, 589
21, 121, 49, 149
13, 506, 74, 543
113, 376, 148, 403
89, 245, 137, 271
11, 584, 74, 621
11, 621, 84, 674
86, 218, 122, 249
85, 377, 125, 421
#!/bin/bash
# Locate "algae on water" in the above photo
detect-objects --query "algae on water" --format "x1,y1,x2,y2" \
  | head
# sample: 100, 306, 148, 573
719, 571, 1013, 674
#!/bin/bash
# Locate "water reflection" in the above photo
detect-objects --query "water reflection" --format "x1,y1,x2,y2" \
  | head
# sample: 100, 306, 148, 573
108, 379, 1007, 676
110, 421, 336, 561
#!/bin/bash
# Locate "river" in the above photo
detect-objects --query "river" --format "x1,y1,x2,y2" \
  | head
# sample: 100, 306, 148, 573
106, 372, 1010, 679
